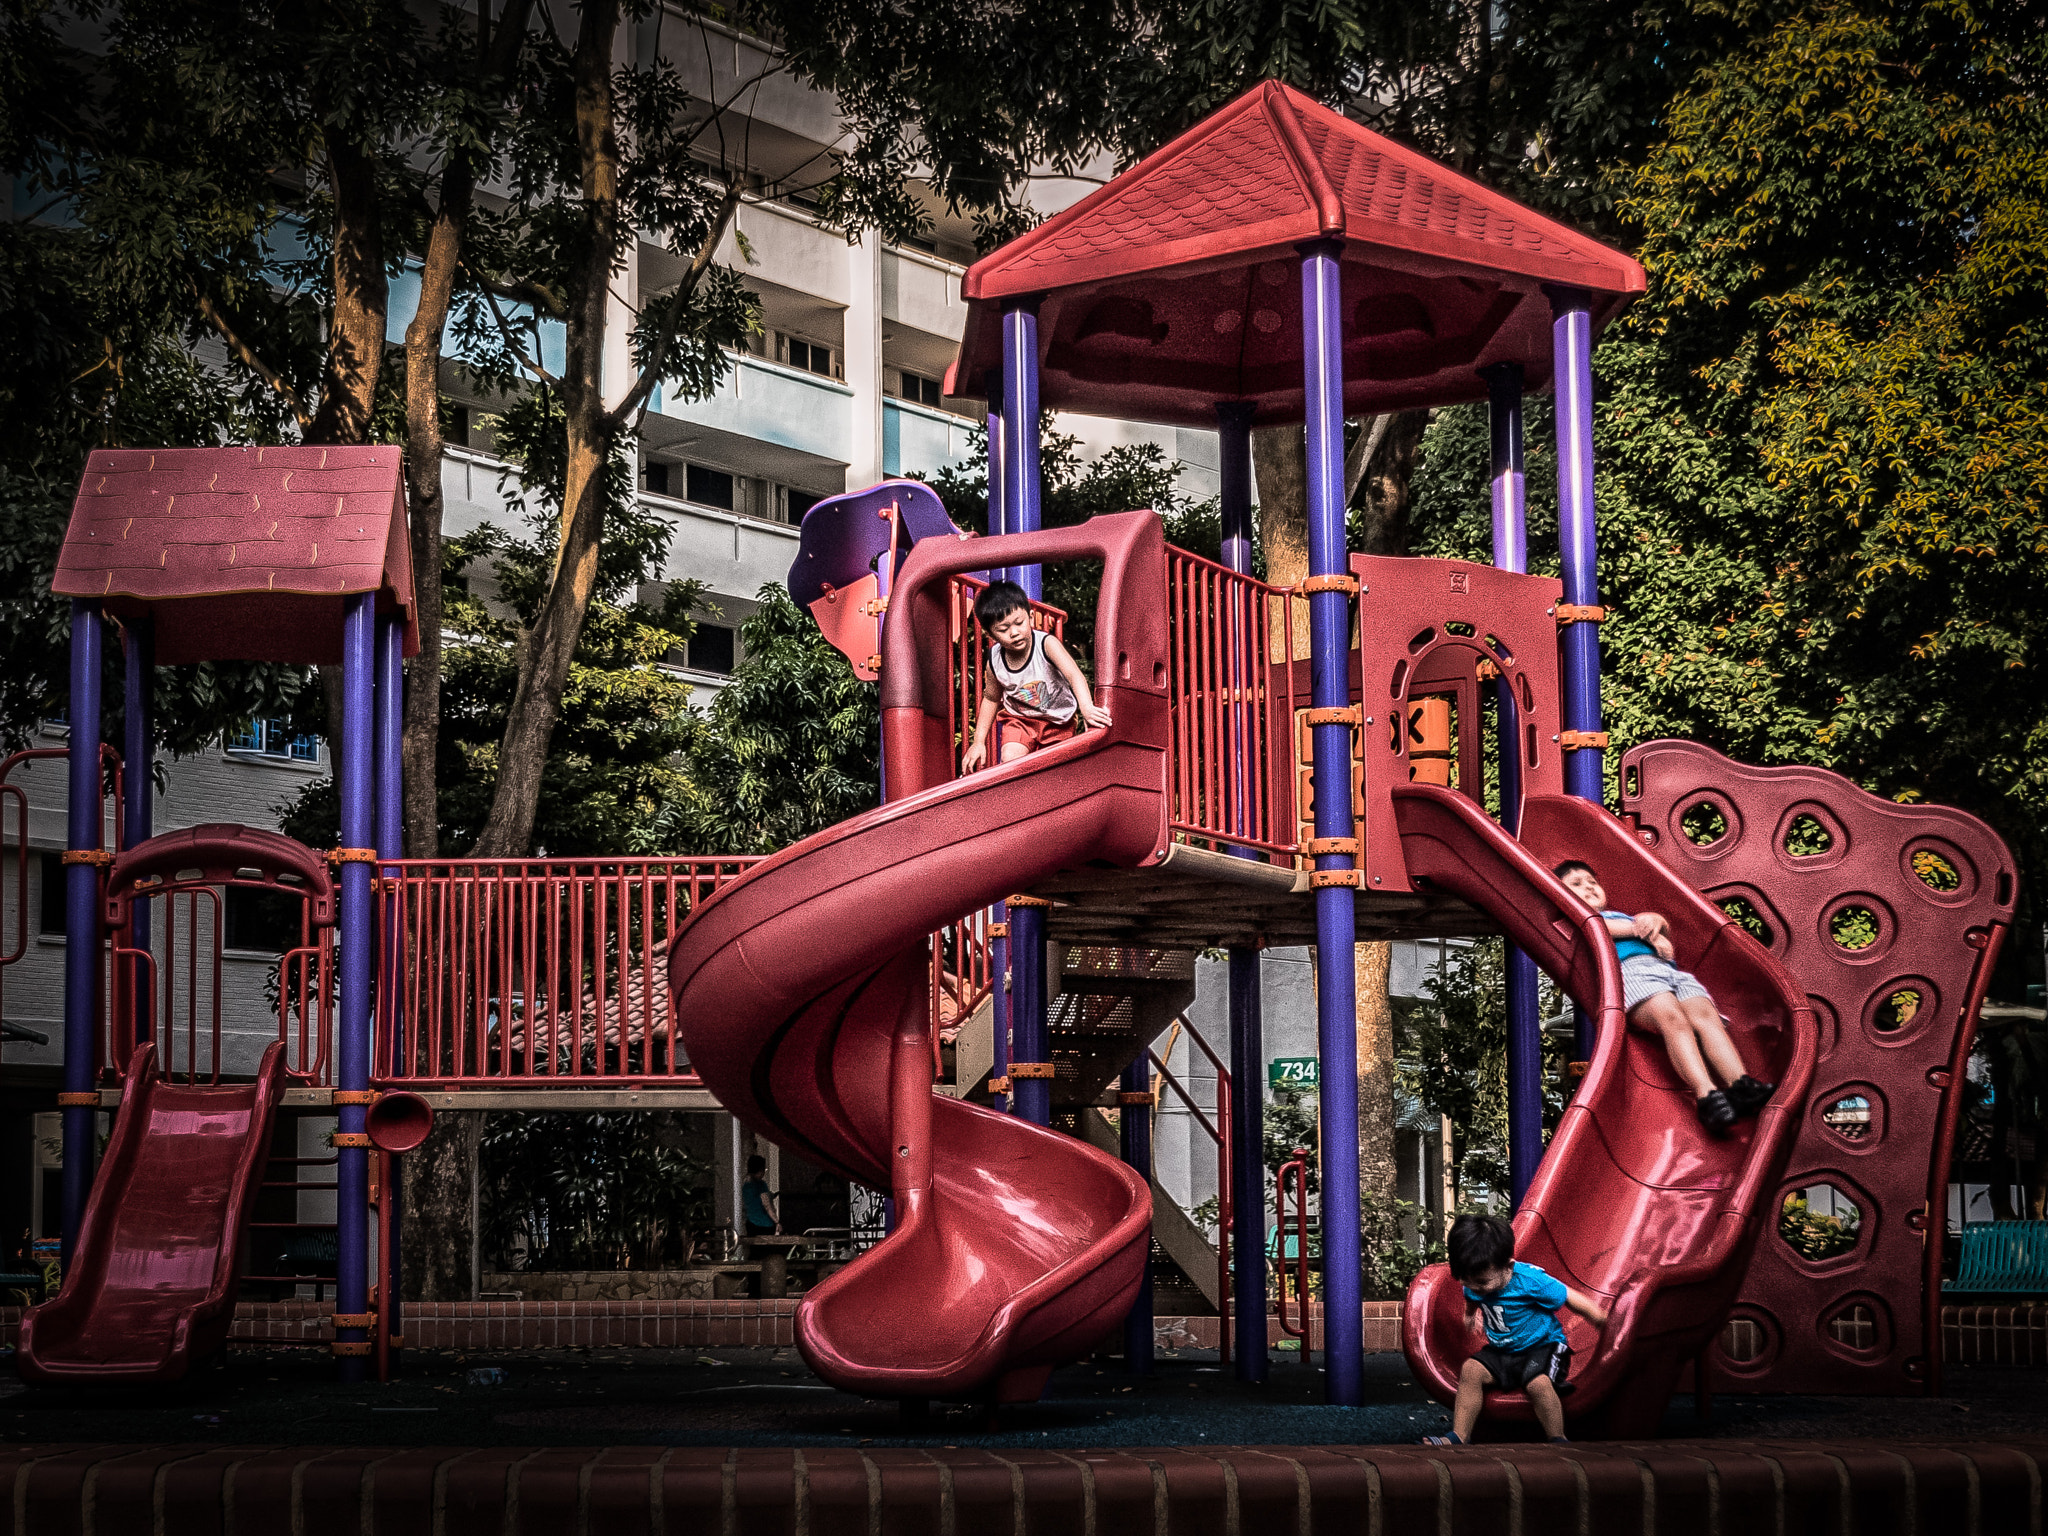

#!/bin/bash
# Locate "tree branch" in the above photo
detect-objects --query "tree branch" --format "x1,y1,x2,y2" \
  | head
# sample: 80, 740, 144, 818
194, 286, 312, 433
606, 174, 744, 430
479, 286, 561, 386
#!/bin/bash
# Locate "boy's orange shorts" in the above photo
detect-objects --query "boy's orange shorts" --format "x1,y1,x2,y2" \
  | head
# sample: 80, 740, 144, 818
993, 712, 1079, 757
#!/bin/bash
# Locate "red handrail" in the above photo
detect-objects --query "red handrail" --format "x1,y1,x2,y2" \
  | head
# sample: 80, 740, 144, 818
1276, 1148, 1313, 1360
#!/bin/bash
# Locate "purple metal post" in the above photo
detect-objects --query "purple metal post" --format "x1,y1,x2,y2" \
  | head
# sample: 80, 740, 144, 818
1551, 289, 1605, 805
60, 602, 103, 1262
1216, 400, 1269, 1382
335, 592, 376, 1380
122, 618, 153, 1047
984, 366, 1009, 585
989, 909, 1011, 1113
1487, 364, 1544, 1206
1001, 299, 1050, 1124
1299, 239, 1363, 1405
1119, 1054, 1154, 1373
373, 611, 405, 1369
999, 302, 1043, 600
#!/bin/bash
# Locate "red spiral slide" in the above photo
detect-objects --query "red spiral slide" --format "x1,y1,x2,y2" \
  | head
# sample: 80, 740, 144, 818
1395, 784, 1817, 1435
667, 514, 1171, 1401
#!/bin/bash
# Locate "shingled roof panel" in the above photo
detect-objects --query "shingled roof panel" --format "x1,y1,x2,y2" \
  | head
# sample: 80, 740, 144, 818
52, 445, 418, 665
948, 81, 1646, 426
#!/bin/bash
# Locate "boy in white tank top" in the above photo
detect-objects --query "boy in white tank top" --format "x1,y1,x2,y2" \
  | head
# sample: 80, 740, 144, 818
962, 580, 1112, 771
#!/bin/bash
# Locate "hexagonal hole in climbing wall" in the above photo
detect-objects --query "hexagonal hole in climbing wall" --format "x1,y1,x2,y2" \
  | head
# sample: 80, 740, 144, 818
1778, 1182, 1865, 1265
1712, 1306, 1781, 1378
1680, 798, 1733, 848
1822, 894, 1894, 963
1864, 977, 1939, 1046
1817, 1085, 1885, 1149
1903, 840, 1974, 903
1776, 803, 1849, 871
1821, 1294, 1892, 1358
1710, 884, 1785, 949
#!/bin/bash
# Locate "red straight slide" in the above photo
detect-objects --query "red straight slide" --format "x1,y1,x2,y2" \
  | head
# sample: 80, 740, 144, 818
1394, 784, 1817, 1435
668, 515, 1169, 1401
20, 1040, 286, 1384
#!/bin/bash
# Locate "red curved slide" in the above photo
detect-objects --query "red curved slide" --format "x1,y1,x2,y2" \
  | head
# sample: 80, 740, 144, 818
20, 1040, 286, 1384
668, 514, 1169, 1401
1395, 785, 1816, 1436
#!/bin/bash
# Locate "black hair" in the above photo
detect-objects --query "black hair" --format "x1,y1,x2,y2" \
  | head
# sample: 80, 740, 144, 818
746, 1155, 767, 1175
1447, 1213, 1515, 1280
1552, 860, 1595, 883
974, 579, 1030, 630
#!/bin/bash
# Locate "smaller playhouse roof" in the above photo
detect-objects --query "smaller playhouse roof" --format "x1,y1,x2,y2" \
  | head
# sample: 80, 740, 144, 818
53, 445, 418, 666
946, 81, 1646, 426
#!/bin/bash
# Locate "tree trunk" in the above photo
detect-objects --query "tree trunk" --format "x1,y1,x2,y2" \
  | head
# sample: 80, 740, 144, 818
400, 1110, 481, 1301
1355, 941, 1398, 1201
305, 134, 388, 445
468, 0, 623, 858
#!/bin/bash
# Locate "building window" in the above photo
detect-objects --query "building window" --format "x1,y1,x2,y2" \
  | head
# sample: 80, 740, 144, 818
899, 372, 943, 408
38, 852, 64, 936
785, 338, 835, 378
642, 461, 671, 496
228, 720, 320, 762
688, 624, 736, 675
685, 464, 735, 510
224, 886, 304, 954
781, 487, 823, 524
448, 403, 470, 447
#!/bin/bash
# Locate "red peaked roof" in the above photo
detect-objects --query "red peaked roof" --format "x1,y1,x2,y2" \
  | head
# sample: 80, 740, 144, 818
946, 81, 1646, 427
53, 444, 418, 666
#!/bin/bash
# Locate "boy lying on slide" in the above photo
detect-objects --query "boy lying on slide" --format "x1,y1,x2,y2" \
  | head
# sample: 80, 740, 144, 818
1554, 860, 1775, 1134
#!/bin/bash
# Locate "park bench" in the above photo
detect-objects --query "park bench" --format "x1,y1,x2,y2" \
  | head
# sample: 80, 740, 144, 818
1945, 1221, 2048, 1294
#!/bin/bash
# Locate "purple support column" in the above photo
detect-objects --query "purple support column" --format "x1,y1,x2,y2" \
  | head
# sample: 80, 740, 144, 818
1001, 300, 1050, 1125
335, 592, 377, 1380
984, 365, 1009, 585
374, 612, 404, 1367
988, 909, 1011, 1113
983, 365, 1015, 1109
1487, 365, 1544, 1207
1550, 289, 1605, 805
1000, 302, 1042, 600
1299, 239, 1363, 1405
1119, 1054, 1154, 1374
60, 603, 103, 1262
122, 619, 153, 1048
1216, 400, 1269, 1383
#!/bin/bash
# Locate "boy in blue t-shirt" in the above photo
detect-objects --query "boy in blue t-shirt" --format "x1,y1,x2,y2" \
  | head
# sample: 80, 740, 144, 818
1424, 1214, 1608, 1446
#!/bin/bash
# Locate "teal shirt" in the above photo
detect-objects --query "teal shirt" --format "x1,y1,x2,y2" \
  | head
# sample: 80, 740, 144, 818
1602, 910, 1654, 961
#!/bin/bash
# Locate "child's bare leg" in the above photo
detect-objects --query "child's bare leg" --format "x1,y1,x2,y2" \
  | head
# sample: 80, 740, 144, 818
1525, 1375, 1567, 1439
1000, 740, 1030, 763
1452, 1358, 1491, 1441
1680, 996, 1748, 1083
1630, 993, 1716, 1097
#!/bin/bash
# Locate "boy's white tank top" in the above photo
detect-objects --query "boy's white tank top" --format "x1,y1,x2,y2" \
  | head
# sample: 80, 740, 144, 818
988, 630, 1078, 722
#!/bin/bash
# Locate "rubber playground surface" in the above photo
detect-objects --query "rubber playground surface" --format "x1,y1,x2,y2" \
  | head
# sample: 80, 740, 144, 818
3, 1345, 2037, 1450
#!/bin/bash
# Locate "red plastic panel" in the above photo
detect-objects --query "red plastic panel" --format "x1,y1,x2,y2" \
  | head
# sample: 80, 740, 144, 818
105, 822, 335, 930
669, 513, 1172, 1400
18, 1040, 286, 1383
1395, 786, 1815, 1435
1619, 739, 2017, 1397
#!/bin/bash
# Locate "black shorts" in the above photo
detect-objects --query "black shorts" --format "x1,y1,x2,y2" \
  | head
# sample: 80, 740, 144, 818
1471, 1340, 1572, 1393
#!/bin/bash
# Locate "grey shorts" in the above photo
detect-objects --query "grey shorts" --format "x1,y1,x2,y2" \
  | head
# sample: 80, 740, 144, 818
1621, 953, 1711, 1012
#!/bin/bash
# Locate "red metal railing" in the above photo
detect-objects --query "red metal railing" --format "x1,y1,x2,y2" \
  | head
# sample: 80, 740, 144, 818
1165, 548, 1305, 859
1147, 1022, 1234, 1366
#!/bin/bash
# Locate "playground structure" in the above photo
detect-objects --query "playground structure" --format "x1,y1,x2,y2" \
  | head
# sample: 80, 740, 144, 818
10, 80, 2017, 1440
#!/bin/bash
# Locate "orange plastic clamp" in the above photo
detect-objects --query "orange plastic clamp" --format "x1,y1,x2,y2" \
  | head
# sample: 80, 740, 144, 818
56, 1092, 100, 1107
331, 1312, 375, 1329
331, 1090, 378, 1106
60, 848, 112, 866
987, 1076, 1013, 1095
330, 1342, 371, 1356
862, 597, 889, 616
1297, 573, 1360, 597
986, 922, 1010, 938
863, 655, 881, 673
1554, 604, 1610, 625
1309, 869, 1362, 888
1303, 705, 1361, 727
1009, 1062, 1056, 1079
327, 847, 379, 865
1568, 1061, 1591, 1079
1559, 731, 1611, 751
332, 1133, 372, 1148
1005, 894, 1054, 909
1300, 836, 1361, 858
1117, 1091, 1157, 1107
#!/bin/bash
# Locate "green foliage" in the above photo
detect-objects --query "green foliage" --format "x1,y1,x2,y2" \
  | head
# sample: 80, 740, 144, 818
644, 588, 882, 857
480, 1112, 712, 1271
1410, 1, 2048, 911
1777, 1189, 1860, 1262
1360, 1192, 1446, 1300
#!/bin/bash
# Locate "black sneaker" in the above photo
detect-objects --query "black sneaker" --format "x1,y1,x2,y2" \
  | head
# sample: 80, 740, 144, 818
1726, 1075, 1776, 1119
1696, 1089, 1738, 1135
